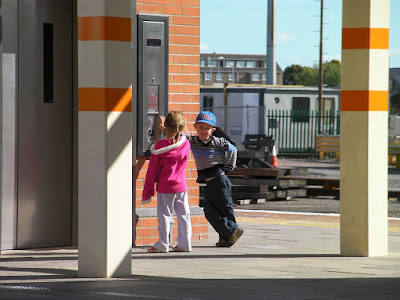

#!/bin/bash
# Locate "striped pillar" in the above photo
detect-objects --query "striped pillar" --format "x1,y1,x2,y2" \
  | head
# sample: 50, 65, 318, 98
340, 0, 389, 256
77, 0, 132, 277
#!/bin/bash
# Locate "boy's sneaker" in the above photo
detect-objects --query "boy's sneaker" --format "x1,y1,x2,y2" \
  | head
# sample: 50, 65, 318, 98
216, 238, 232, 247
228, 227, 244, 247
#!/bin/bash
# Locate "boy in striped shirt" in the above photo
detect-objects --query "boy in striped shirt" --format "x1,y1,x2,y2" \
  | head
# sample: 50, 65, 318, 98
191, 111, 243, 247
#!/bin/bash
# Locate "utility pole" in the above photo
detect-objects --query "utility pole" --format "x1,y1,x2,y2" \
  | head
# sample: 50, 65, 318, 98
318, 0, 324, 112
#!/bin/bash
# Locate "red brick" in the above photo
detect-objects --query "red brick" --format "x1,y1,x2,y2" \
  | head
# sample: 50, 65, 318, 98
169, 103, 181, 111
188, 197, 199, 206
192, 0, 200, 7
169, 64, 181, 73
172, 55, 191, 64
151, 228, 160, 236
192, 225, 208, 234
143, 237, 159, 245
169, 45, 182, 54
191, 94, 200, 102
182, 7, 200, 17
182, 84, 199, 93
173, 74, 191, 83
172, 0, 190, 5
154, 0, 171, 4
137, 0, 154, 3
142, 218, 159, 227
190, 188, 199, 196
135, 238, 144, 246
136, 228, 152, 237
173, 94, 191, 102
191, 36, 200, 45
143, 4, 163, 13
169, 84, 182, 93
136, 4, 144, 12
171, 35, 191, 45
163, 6, 182, 15
182, 26, 200, 36
172, 16, 192, 25
192, 17, 200, 26
169, 26, 183, 35
181, 103, 200, 112
182, 46, 200, 55
191, 74, 200, 84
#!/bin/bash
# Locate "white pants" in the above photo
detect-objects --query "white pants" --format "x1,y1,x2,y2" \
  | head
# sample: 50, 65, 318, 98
154, 191, 192, 252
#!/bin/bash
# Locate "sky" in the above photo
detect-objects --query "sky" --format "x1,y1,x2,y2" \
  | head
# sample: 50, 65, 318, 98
200, 0, 400, 71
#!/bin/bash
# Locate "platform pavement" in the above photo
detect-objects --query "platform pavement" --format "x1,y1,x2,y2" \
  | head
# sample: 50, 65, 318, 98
1, 210, 400, 299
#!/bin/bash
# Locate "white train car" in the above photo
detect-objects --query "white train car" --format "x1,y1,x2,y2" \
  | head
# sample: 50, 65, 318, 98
200, 85, 341, 154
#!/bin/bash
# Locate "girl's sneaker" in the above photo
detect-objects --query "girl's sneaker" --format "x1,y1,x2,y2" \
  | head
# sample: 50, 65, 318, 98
147, 247, 166, 253
171, 245, 190, 252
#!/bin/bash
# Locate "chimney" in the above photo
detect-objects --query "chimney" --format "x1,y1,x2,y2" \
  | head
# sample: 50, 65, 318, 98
267, 0, 276, 85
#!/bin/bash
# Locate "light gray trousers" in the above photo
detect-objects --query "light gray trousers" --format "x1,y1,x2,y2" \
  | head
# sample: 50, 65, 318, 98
153, 191, 192, 252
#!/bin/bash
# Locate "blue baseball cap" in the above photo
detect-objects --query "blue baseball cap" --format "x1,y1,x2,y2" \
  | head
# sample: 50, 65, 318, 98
195, 111, 216, 127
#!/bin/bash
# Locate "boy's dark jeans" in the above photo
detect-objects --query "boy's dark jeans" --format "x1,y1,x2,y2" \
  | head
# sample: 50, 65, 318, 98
203, 174, 238, 240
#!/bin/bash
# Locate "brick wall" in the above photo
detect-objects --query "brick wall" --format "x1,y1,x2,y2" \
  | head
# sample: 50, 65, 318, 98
135, 0, 208, 246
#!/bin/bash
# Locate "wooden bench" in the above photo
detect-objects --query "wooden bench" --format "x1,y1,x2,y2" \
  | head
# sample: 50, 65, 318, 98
316, 135, 340, 160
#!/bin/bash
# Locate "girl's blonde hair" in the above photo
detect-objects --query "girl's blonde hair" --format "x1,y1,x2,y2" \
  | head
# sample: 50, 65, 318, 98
164, 111, 186, 144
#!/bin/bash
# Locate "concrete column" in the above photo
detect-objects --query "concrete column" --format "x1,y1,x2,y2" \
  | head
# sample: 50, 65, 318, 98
340, 0, 390, 256
77, 0, 132, 277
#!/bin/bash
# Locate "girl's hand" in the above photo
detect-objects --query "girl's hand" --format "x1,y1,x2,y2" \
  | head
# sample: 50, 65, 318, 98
159, 115, 165, 132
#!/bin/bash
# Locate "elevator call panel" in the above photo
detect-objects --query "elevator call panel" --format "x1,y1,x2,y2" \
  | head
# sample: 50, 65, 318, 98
137, 14, 169, 157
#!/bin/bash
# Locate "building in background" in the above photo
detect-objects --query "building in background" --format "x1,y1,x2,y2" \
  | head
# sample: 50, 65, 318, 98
200, 53, 283, 86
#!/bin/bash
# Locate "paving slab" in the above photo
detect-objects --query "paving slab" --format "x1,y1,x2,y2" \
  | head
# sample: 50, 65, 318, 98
1, 210, 400, 299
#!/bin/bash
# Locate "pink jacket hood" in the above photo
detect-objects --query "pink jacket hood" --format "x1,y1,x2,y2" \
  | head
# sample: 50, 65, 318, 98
150, 135, 188, 160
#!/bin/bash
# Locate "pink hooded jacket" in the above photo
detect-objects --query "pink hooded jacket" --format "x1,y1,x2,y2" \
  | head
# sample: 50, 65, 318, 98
142, 135, 190, 202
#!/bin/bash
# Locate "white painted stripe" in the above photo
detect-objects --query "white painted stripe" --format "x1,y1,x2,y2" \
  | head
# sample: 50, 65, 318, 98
78, 41, 131, 88
78, 0, 131, 18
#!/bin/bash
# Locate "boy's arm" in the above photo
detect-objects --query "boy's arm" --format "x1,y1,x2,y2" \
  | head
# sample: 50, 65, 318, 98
223, 140, 237, 173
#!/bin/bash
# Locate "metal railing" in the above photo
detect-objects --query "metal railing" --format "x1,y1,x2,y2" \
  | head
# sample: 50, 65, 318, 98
202, 106, 340, 156
266, 110, 340, 156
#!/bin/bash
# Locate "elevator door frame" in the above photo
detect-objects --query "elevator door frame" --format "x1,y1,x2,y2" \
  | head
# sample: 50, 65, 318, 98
17, 0, 73, 249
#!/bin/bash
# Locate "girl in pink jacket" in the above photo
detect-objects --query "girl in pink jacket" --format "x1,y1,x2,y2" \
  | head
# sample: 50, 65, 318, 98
142, 111, 192, 253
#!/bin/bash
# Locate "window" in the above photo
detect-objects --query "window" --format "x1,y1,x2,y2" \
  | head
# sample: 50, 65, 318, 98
236, 60, 245, 67
251, 73, 260, 81
262, 73, 267, 82
292, 97, 310, 122
246, 61, 256, 68
200, 59, 206, 67
205, 73, 211, 81
203, 96, 214, 111
317, 97, 336, 126
216, 73, 222, 81
226, 60, 235, 67
207, 60, 217, 67
229, 73, 235, 81
262, 61, 267, 68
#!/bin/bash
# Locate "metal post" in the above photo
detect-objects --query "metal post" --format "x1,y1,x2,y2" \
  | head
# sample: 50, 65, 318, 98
318, 0, 324, 112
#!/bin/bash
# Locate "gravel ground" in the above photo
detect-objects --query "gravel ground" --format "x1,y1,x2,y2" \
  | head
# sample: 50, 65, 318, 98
237, 158, 400, 218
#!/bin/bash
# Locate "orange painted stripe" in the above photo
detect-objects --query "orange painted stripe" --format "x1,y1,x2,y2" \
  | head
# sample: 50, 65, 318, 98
79, 88, 132, 112
342, 28, 389, 49
340, 90, 388, 111
78, 16, 131, 41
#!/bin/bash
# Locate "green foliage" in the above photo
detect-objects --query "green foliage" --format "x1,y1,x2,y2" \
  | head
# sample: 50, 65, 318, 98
322, 60, 341, 87
390, 92, 400, 114
283, 60, 341, 87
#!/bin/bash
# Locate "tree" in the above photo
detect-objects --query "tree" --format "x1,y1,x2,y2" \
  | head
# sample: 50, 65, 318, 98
283, 64, 304, 85
390, 92, 400, 114
283, 60, 341, 87
323, 59, 341, 87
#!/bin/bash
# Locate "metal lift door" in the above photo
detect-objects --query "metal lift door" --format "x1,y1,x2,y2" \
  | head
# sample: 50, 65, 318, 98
17, 0, 73, 248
